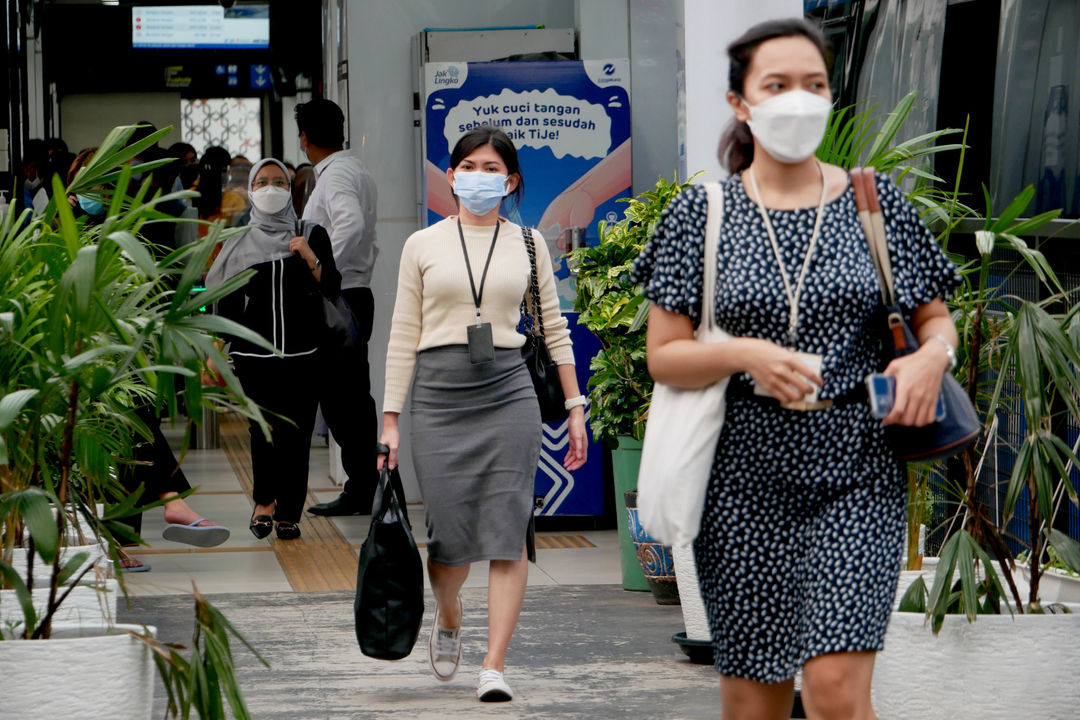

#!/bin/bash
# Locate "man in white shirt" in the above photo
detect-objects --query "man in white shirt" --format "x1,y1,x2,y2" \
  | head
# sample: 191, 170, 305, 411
297, 99, 381, 516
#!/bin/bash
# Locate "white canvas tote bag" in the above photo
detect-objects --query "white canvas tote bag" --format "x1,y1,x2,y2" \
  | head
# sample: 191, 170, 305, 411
637, 182, 730, 546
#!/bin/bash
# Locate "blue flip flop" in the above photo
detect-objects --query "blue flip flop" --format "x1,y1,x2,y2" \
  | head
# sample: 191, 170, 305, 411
119, 554, 151, 573
162, 518, 231, 548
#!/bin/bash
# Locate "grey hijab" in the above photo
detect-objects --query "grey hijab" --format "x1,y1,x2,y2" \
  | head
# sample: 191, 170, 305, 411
205, 158, 298, 288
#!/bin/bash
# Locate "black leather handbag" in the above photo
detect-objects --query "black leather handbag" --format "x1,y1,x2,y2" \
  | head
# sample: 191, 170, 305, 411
296, 219, 355, 349
319, 293, 355, 348
353, 448, 424, 660
852, 167, 981, 463
520, 226, 568, 424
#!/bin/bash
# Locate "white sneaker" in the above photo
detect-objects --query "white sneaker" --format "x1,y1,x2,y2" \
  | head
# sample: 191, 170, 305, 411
476, 668, 513, 702
428, 597, 462, 681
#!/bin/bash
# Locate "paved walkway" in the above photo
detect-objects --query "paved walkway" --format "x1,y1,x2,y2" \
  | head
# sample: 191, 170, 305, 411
121, 585, 722, 720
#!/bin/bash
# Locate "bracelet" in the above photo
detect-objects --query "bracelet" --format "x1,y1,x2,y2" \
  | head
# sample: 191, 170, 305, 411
927, 334, 957, 371
564, 395, 587, 411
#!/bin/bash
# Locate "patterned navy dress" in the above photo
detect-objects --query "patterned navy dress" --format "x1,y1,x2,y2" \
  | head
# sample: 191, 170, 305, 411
631, 172, 959, 683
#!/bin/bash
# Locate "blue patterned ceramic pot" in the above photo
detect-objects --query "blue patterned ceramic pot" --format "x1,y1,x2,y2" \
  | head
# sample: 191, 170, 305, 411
624, 490, 680, 605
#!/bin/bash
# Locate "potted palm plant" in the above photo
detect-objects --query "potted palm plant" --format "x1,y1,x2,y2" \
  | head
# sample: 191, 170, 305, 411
833, 113, 1080, 718
0, 124, 271, 718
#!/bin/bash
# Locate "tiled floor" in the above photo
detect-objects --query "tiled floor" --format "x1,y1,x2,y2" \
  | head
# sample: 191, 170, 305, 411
122, 418, 623, 598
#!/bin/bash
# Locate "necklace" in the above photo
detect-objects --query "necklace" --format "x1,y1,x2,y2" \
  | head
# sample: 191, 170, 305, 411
746, 162, 828, 347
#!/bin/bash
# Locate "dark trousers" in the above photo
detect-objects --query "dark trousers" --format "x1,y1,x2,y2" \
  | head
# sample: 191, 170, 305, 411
317, 286, 380, 510
120, 403, 192, 536
234, 354, 319, 523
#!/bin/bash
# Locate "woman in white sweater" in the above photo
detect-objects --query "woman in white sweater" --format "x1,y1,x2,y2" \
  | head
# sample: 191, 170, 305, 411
380, 126, 588, 702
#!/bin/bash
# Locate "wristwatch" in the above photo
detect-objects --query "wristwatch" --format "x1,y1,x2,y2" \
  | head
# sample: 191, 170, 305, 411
564, 395, 587, 411
928, 334, 957, 371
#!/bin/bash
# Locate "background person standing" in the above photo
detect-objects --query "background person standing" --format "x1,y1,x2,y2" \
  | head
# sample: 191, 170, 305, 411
297, 98, 381, 516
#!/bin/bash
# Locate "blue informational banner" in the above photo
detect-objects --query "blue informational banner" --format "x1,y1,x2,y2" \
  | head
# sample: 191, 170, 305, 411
422, 60, 631, 516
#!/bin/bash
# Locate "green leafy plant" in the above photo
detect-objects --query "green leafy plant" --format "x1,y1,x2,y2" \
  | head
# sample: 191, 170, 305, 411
886, 129, 1080, 630
0, 124, 272, 716
568, 171, 701, 444
149, 585, 269, 720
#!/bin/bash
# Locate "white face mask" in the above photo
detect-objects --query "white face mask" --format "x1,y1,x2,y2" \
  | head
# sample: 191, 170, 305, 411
250, 185, 292, 215
744, 90, 832, 164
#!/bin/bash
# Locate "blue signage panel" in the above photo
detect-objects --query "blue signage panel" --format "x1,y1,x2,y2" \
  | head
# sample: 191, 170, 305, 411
250, 64, 271, 90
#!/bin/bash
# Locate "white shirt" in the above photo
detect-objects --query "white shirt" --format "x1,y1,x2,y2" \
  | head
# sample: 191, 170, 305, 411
302, 150, 378, 290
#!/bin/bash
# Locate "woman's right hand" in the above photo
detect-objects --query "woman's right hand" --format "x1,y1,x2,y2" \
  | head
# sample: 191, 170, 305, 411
741, 338, 823, 403
377, 413, 400, 470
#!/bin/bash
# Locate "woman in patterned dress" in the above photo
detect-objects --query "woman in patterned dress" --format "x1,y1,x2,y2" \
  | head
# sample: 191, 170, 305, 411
632, 19, 960, 720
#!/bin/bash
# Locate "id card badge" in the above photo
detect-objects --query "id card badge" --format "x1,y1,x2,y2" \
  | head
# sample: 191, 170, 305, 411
754, 351, 824, 402
467, 322, 495, 364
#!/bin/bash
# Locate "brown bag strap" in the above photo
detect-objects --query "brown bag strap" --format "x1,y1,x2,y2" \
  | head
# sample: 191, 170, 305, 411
852, 167, 911, 353
851, 167, 897, 306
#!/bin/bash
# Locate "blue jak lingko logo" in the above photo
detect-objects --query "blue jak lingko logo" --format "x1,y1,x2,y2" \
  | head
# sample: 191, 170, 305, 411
603, 63, 615, 75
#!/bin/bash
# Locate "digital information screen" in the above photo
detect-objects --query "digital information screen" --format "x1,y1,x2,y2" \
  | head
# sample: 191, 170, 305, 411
132, 5, 270, 49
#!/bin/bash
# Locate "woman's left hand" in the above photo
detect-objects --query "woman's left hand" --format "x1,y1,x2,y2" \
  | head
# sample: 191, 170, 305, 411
563, 407, 589, 471
881, 344, 952, 427
289, 236, 316, 267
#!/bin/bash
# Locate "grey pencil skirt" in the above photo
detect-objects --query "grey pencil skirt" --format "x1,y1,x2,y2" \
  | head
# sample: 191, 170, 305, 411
410, 345, 542, 566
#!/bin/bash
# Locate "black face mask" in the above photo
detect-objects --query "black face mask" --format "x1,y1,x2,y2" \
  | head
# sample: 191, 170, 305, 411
180, 166, 200, 188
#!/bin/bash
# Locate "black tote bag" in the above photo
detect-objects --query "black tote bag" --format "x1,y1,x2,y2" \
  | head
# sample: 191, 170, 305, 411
353, 452, 424, 660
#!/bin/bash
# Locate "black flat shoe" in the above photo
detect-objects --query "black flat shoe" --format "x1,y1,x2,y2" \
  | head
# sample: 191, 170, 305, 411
249, 514, 273, 539
275, 521, 301, 540
306, 493, 369, 516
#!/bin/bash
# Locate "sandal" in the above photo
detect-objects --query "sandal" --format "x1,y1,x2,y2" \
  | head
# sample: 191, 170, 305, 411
249, 514, 273, 539
118, 550, 151, 573
275, 521, 301, 540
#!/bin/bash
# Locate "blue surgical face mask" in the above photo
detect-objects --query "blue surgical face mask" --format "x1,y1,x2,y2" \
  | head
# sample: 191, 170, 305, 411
78, 194, 106, 216
452, 171, 508, 216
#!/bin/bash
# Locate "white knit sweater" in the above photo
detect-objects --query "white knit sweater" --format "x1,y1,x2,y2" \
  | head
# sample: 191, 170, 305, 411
383, 217, 574, 413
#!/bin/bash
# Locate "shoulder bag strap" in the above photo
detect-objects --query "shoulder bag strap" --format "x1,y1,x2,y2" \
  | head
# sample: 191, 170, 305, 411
852, 167, 915, 353
520, 226, 545, 339
851, 167, 896, 306
701, 182, 725, 334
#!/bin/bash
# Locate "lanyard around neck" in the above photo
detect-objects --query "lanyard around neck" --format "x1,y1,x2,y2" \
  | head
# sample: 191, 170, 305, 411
457, 218, 501, 325
747, 162, 828, 346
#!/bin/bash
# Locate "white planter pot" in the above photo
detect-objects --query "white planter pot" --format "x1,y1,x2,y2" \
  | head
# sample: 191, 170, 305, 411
0, 579, 118, 638
0, 623, 156, 719
894, 556, 940, 607
8, 542, 108, 584
899, 558, 1080, 606
673, 543, 710, 641
873, 606, 1080, 719
1017, 566, 1080, 604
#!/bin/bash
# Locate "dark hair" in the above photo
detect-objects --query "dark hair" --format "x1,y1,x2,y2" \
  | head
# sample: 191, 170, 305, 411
45, 137, 68, 156
167, 142, 197, 161
294, 99, 345, 149
196, 145, 231, 218
130, 121, 159, 148
448, 126, 525, 208
718, 18, 829, 173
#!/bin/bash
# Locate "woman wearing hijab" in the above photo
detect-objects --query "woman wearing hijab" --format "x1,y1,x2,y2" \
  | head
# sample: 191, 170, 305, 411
206, 158, 341, 541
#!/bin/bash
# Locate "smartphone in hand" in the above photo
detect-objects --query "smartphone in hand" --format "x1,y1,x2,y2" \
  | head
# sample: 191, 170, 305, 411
866, 374, 896, 419
866, 373, 946, 421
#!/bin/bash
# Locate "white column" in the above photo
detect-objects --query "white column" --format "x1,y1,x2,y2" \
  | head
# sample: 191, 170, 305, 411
676, 0, 802, 182
576, 0, 630, 60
